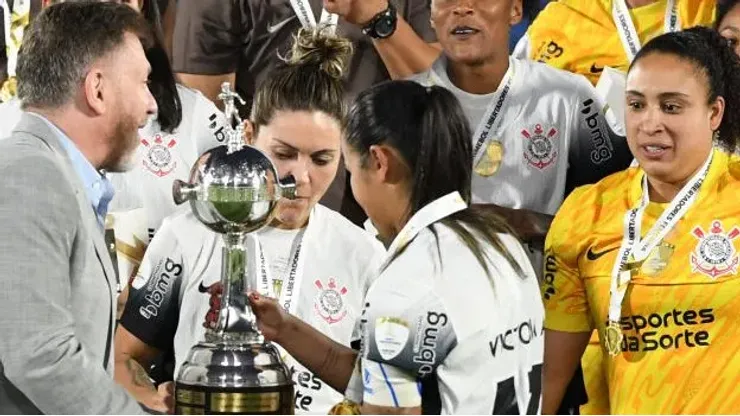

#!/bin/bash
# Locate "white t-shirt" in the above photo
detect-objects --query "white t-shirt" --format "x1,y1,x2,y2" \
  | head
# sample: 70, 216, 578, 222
408, 55, 632, 215
360, 224, 545, 414
0, 85, 228, 239
120, 204, 386, 415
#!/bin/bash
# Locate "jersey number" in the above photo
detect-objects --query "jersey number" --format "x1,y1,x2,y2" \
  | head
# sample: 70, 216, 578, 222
492, 364, 542, 414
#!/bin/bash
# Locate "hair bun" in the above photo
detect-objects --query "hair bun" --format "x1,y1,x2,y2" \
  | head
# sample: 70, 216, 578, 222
285, 26, 353, 80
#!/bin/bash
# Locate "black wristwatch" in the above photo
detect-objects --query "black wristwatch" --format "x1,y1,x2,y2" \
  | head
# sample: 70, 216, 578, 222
362, 2, 398, 39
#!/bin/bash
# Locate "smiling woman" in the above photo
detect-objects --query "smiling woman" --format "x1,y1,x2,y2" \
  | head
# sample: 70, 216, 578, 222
541, 26, 740, 414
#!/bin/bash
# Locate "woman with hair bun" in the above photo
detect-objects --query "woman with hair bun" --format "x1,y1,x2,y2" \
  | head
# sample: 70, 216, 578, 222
542, 26, 740, 414
114, 27, 385, 414
247, 78, 545, 414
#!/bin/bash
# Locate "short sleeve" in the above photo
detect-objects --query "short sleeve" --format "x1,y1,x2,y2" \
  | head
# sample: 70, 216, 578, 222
402, 0, 436, 42
119, 219, 185, 350
364, 289, 455, 377
565, 76, 632, 193
171, 0, 250, 75
542, 188, 594, 333
190, 91, 228, 155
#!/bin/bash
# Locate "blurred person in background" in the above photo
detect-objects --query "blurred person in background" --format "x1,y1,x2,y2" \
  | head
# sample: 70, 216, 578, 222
514, 0, 717, 85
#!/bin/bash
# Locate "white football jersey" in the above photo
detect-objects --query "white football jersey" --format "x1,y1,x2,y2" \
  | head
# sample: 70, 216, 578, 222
108, 84, 228, 238
409, 56, 632, 215
120, 204, 386, 415
360, 225, 545, 414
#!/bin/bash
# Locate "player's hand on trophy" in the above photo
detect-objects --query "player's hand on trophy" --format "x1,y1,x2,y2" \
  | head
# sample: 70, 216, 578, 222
140, 381, 174, 414
156, 382, 175, 414
323, 0, 388, 25
248, 292, 290, 342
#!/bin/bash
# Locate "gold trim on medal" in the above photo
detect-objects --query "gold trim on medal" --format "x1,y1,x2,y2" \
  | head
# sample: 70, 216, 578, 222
604, 321, 623, 356
474, 140, 504, 177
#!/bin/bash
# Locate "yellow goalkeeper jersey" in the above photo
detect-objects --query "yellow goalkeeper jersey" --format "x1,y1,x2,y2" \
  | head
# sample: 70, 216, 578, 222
543, 148, 740, 414
516, 0, 716, 85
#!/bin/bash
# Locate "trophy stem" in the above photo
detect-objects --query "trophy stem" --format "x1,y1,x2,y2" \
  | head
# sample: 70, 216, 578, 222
205, 232, 263, 344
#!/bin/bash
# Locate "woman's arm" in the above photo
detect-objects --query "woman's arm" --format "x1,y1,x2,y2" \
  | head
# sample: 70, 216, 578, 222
250, 293, 357, 392
542, 329, 591, 414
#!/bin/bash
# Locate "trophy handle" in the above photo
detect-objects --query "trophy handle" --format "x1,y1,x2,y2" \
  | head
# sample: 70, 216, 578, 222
173, 179, 198, 205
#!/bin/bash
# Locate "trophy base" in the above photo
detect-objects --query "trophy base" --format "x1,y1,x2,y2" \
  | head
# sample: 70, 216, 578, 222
175, 383, 294, 415
175, 339, 295, 415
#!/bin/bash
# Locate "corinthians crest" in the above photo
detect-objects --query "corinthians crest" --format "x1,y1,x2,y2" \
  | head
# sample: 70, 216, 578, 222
141, 134, 178, 177
691, 220, 740, 279
314, 277, 348, 324
521, 124, 558, 169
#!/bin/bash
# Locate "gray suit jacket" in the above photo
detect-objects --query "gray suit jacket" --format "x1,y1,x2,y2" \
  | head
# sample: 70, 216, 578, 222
0, 113, 144, 414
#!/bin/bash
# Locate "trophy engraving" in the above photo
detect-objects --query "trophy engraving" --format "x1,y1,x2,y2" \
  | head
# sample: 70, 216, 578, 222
172, 83, 296, 414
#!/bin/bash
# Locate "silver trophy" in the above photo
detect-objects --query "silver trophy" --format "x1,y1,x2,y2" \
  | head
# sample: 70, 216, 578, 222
172, 83, 296, 414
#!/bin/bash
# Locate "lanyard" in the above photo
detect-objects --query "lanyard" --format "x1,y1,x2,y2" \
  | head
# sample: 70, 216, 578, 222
253, 217, 313, 315
470, 63, 515, 168
425, 59, 515, 169
605, 151, 712, 355
289, 0, 338, 34
612, 0, 679, 62
379, 192, 468, 273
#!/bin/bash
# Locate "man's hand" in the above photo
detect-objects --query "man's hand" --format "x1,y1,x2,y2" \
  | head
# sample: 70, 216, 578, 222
323, 0, 389, 26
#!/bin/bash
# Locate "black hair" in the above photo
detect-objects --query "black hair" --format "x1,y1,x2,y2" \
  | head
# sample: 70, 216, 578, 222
140, 0, 181, 133
631, 26, 740, 151
251, 27, 352, 129
716, 0, 740, 28
345, 80, 524, 278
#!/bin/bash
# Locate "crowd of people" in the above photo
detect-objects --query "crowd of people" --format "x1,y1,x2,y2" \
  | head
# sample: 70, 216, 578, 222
0, 0, 739, 414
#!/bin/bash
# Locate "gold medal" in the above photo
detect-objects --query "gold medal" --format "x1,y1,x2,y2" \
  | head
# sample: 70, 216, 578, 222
603, 320, 623, 356
474, 140, 504, 177
272, 279, 284, 298
328, 399, 361, 415
641, 241, 675, 276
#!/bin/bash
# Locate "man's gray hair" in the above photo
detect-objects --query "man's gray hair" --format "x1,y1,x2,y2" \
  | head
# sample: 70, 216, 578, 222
16, 2, 152, 109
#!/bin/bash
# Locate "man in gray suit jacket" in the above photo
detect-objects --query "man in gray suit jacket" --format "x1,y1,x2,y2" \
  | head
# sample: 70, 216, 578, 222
0, 3, 158, 413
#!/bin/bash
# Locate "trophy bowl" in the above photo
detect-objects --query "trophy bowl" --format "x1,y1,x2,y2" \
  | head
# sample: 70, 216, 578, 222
172, 83, 296, 415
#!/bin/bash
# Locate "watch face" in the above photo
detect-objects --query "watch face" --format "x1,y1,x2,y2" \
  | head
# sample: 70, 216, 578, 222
376, 16, 395, 38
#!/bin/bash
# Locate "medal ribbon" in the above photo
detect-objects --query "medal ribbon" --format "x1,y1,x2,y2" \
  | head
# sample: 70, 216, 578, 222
253, 211, 314, 315
605, 151, 712, 355
470, 63, 515, 168
379, 191, 468, 273
289, 0, 338, 34
612, 0, 679, 63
